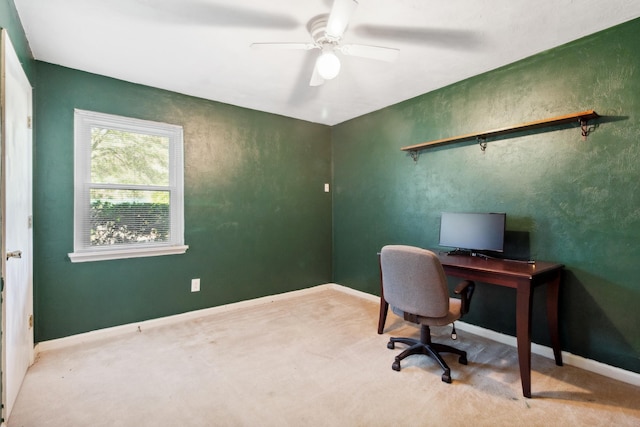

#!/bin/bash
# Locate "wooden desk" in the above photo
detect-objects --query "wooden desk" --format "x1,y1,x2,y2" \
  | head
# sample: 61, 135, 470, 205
377, 253, 564, 398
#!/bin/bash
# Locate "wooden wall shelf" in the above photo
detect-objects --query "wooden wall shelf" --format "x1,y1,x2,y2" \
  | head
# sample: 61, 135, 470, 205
401, 110, 599, 155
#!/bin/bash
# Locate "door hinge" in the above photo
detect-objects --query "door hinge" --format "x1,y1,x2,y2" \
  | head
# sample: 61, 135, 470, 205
27, 115, 32, 129
29, 314, 33, 328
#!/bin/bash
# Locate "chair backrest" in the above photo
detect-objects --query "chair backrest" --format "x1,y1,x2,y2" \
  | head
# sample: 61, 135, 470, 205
380, 245, 449, 318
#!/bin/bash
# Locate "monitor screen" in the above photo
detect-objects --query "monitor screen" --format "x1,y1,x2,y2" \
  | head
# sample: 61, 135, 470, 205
438, 212, 506, 253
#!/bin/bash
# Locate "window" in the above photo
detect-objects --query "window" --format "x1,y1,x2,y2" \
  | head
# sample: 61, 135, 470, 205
69, 109, 188, 262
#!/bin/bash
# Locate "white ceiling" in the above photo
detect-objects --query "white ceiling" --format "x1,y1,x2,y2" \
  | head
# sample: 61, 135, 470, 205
14, 0, 640, 126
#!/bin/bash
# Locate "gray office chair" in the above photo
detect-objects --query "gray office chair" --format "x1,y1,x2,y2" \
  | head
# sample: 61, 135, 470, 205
380, 245, 475, 383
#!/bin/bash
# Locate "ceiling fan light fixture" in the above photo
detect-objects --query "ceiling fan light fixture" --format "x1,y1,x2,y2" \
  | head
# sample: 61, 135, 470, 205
316, 50, 341, 80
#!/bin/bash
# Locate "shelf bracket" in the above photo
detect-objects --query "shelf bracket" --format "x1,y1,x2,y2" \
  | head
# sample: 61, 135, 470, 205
580, 117, 595, 141
409, 150, 419, 162
477, 136, 487, 152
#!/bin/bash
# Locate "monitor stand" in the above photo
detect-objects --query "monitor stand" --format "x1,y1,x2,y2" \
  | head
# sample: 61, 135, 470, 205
446, 249, 473, 256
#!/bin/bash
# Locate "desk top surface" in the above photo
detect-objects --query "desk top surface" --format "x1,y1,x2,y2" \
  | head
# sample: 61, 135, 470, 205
436, 253, 564, 279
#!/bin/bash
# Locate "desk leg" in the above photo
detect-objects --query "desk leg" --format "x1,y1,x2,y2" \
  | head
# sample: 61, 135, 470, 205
378, 297, 388, 334
377, 253, 388, 334
547, 271, 563, 366
516, 283, 533, 398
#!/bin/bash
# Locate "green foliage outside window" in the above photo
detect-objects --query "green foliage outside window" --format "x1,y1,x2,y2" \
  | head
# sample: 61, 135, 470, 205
91, 128, 169, 187
90, 200, 170, 246
90, 128, 171, 246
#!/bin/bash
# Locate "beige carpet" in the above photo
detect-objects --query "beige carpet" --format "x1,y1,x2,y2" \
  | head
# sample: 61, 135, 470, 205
9, 286, 640, 426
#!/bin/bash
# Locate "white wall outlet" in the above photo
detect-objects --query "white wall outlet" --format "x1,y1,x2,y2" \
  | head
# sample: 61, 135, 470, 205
191, 278, 200, 292
324, 183, 330, 193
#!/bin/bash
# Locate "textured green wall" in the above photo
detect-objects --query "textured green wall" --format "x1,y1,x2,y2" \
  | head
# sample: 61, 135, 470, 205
332, 19, 640, 373
34, 63, 332, 341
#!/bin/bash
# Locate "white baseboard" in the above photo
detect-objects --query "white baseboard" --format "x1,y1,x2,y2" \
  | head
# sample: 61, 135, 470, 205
35, 283, 640, 388
452, 320, 640, 388
36, 284, 335, 354
336, 284, 640, 388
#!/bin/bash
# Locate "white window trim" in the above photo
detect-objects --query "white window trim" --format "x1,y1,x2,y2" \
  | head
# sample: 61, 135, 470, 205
69, 109, 188, 263
68, 244, 189, 263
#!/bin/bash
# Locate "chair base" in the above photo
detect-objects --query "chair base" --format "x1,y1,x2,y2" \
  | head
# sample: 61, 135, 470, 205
387, 327, 467, 384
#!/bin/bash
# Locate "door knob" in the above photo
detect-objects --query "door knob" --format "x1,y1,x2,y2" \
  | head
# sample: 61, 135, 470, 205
6, 250, 22, 260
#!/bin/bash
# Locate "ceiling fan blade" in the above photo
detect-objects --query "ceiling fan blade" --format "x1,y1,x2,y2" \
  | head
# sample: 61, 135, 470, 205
309, 64, 326, 86
124, 0, 299, 29
339, 44, 399, 62
354, 25, 481, 49
326, 0, 358, 39
251, 43, 316, 51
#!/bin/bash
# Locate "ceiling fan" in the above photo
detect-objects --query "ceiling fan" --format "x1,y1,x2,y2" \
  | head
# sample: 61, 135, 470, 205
251, 0, 399, 86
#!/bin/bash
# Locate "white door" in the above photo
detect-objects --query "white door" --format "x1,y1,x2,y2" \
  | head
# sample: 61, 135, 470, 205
1, 29, 34, 422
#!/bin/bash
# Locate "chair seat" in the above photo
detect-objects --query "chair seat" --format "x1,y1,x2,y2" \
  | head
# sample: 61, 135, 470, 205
391, 297, 462, 326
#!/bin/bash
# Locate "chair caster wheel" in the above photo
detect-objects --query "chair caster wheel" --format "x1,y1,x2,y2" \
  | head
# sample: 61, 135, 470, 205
459, 355, 468, 365
387, 341, 395, 350
441, 372, 452, 383
392, 360, 401, 371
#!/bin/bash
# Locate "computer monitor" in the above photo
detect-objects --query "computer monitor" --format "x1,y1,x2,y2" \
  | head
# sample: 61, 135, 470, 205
438, 212, 506, 253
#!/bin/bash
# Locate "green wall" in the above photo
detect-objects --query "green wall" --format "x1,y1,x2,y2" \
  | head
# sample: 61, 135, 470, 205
332, 19, 640, 373
34, 63, 332, 341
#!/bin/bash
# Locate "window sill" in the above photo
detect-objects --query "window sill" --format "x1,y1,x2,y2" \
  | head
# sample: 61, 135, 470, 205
68, 245, 189, 263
